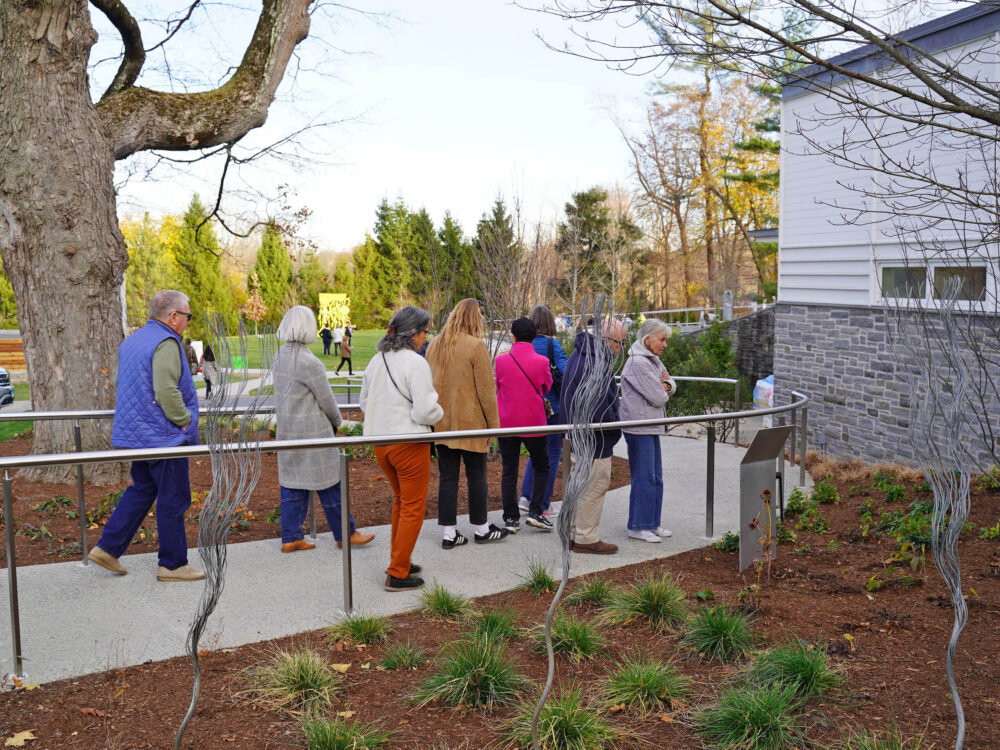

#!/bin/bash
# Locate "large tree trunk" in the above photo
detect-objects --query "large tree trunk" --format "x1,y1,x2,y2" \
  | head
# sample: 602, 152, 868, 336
0, 1, 126, 483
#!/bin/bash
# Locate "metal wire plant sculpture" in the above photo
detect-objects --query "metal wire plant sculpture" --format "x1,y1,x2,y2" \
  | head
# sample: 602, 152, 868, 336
175, 316, 278, 749
530, 293, 631, 749
885, 279, 977, 749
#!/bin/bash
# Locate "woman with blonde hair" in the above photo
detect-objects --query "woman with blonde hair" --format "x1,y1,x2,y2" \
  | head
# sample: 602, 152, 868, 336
426, 299, 508, 547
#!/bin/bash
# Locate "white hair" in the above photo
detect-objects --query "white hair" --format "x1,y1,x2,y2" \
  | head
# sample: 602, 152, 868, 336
636, 318, 670, 346
277, 305, 318, 344
149, 290, 189, 322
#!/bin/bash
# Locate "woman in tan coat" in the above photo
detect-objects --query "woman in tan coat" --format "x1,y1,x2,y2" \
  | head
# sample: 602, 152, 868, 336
426, 299, 509, 548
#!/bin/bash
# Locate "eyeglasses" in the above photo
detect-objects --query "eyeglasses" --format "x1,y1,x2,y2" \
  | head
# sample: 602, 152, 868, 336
172, 310, 193, 322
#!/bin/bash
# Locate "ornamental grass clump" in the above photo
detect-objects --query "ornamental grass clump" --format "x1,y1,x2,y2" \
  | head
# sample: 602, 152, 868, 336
529, 612, 606, 661
696, 683, 806, 750
599, 653, 691, 716
377, 641, 425, 671
748, 639, 843, 700
522, 559, 558, 594
684, 604, 757, 663
565, 577, 613, 607
418, 581, 473, 620
300, 714, 391, 749
599, 573, 687, 631
325, 612, 394, 645
411, 635, 528, 708
242, 647, 341, 714
506, 686, 618, 749
472, 605, 519, 641
838, 720, 926, 750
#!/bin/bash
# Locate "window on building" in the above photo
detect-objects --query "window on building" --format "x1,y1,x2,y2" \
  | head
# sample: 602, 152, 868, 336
881, 266, 927, 299
933, 266, 987, 302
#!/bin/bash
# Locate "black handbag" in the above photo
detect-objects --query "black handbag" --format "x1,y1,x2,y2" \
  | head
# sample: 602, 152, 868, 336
546, 337, 562, 396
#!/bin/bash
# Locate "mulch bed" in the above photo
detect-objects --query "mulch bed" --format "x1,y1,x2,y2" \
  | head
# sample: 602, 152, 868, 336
0, 434, 630, 569
2, 451, 1000, 748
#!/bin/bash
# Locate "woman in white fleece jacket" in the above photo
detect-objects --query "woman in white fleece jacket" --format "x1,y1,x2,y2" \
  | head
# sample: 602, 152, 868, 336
619, 318, 678, 544
360, 306, 443, 592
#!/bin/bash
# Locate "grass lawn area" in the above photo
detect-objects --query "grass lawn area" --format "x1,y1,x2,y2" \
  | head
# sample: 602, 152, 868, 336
0, 419, 32, 440
217, 329, 381, 371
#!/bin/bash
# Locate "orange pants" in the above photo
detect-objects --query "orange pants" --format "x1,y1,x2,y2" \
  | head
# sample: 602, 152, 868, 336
375, 442, 431, 579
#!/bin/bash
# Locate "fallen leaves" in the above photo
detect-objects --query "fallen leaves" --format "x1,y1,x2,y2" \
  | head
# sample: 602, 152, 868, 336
4, 731, 36, 747
79, 707, 107, 718
337, 710, 356, 719
330, 664, 352, 674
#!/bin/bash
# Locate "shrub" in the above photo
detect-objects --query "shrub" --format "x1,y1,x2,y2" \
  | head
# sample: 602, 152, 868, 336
872, 469, 898, 493
784, 488, 810, 517
411, 636, 527, 708
506, 686, 617, 749
747, 639, 843, 700
684, 605, 756, 663
378, 641, 426, 671
696, 684, 806, 750
713, 530, 740, 552
242, 648, 341, 713
599, 653, 690, 715
775, 522, 796, 545
565, 578, 613, 607
326, 613, 394, 645
522, 560, 557, 595
529, 612, 606, 661
811, 477, 840, 505
472, 606, 519, 641
418, 582, 473, 620
600, 573, 687, 631
300, 714, 391, 749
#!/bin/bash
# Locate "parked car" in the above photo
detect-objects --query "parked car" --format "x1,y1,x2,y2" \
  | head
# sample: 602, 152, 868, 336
0, 367, 15, 406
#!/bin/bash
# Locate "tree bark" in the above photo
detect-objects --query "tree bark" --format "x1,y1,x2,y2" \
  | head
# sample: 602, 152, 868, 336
0, 0, 126, 482
0, 0, 312, 483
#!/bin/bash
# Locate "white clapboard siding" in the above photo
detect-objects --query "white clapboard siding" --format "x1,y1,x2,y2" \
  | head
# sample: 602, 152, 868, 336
780, 28, 1000, 307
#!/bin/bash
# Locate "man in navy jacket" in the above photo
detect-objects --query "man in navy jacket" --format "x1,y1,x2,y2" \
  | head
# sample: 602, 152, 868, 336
560, 318, 627, 554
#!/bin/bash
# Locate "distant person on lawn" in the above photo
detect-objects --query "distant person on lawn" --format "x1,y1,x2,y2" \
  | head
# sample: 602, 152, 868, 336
89, 290, 205, 582
200, 343, 219, 400
274, 306, 374, 554
360, 306, 443, 592
320, 325, 333, 356
335, 334, 353, 375
332, 324, 343, 356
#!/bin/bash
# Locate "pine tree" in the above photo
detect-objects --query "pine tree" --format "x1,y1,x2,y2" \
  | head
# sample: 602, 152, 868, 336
350, 234, 397, 326
171, 195, 231, 338
252, 222, 294, 325
373, 198, 410, 305
122, 213, 173, 328
295, 246, 329, 312
439, 212, 477, 303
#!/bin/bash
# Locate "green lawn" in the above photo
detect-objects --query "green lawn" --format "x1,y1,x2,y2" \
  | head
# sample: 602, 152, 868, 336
217, 329, 382, 371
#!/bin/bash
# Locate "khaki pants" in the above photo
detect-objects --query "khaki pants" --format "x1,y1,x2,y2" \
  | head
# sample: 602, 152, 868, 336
572, 456, 612, 545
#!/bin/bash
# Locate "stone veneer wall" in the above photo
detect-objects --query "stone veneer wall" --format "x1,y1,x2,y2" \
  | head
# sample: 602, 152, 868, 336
772, 303, 998, 468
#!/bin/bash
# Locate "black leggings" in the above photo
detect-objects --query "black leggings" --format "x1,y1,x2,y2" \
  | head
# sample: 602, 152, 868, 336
498, 436, 548, 520
436, 445, 488, 526
335, 357, 352, 375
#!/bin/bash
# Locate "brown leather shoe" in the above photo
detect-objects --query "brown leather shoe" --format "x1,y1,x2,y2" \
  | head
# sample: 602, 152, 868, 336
572, 540, 618, 555
88, 545, 126, 575
281, 539, 316, 553
337, 530, 375, 549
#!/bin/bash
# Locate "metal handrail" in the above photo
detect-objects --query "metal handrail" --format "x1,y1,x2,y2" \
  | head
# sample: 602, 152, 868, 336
2, 387, 808, 678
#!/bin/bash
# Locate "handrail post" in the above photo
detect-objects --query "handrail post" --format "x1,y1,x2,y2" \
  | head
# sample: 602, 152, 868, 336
799, 407, 808, 487
705, 423, 715, 538
733, 380, 740, 446
308, 490, 317, 540
778, 414, 786, 480
4, 469, 23, 677
789, 404, 797, 468
74, 420, 88, 564
340, 453, 353, 613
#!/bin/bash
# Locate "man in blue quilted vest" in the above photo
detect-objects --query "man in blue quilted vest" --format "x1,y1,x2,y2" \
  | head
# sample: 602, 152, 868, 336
88, 290, 205, 582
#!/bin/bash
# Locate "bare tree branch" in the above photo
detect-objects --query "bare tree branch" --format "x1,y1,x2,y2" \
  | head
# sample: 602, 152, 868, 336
90, 0, 146, 99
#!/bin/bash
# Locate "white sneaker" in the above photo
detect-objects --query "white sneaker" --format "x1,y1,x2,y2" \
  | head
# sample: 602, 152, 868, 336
655, 527, 673, 538
517, 497, 530, 512
627, 529, 661, 543
542, 507, 559, 518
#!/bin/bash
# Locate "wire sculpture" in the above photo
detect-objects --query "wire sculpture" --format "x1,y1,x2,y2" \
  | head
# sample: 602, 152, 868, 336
885, 280, 973, 749
530, 294, 631, 749
175, 316, 277, 750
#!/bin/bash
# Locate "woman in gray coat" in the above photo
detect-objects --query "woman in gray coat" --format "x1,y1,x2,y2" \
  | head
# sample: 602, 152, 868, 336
620, 318, 677, 543
274, 306, 374, 553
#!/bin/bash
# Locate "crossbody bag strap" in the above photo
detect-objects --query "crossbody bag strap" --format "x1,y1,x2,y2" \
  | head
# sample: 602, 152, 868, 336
382, 353, 412, 404
509, 354, 543, 400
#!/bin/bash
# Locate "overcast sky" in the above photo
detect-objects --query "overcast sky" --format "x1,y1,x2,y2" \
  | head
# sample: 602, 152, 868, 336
99, 1, 655, 252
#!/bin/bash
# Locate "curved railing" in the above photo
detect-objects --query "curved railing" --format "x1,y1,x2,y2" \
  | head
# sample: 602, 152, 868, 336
1, 384, 808, 677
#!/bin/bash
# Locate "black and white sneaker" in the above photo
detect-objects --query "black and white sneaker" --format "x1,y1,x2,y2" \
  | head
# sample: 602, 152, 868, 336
525, 513, 554, 531
503, 517, 521, 534
442, 531, 469, 549
474, 524, 510, 544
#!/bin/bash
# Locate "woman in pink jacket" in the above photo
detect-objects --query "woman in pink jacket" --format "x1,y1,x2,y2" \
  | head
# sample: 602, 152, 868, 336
495, 317, 553, 532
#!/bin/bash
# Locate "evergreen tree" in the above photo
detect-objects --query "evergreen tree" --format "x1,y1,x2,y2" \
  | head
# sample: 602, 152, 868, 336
122, 213, 174, 328
171, 195, 230, 338
350, 234, 396, 326
405, 208, 440, 306
0, 256, 17, 328
556, 187, 611, 306
372, 198, 410, 306
295, 245, 329, 312
439, 212, 477, 303
252, 222, 294, 325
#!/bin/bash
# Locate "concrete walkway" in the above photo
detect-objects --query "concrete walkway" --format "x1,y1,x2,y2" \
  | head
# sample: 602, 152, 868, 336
1, 435, 810, 684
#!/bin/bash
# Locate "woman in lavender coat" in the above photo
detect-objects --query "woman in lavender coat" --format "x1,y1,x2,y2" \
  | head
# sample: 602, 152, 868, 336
619, 318, 677, 543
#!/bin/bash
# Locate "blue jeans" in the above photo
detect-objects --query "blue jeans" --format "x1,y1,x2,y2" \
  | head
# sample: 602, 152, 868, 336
520, 413, 563, 509
624, 433, 663, 531
97, 458, 191, 570
280, 484, 355, 543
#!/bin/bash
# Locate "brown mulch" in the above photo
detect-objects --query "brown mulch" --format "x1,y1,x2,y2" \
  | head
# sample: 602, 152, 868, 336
2, 452, 1000, 748
0, 435, 630, 569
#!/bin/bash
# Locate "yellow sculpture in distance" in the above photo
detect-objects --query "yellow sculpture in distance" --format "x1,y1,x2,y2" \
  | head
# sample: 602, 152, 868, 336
318, 293, 351, 330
